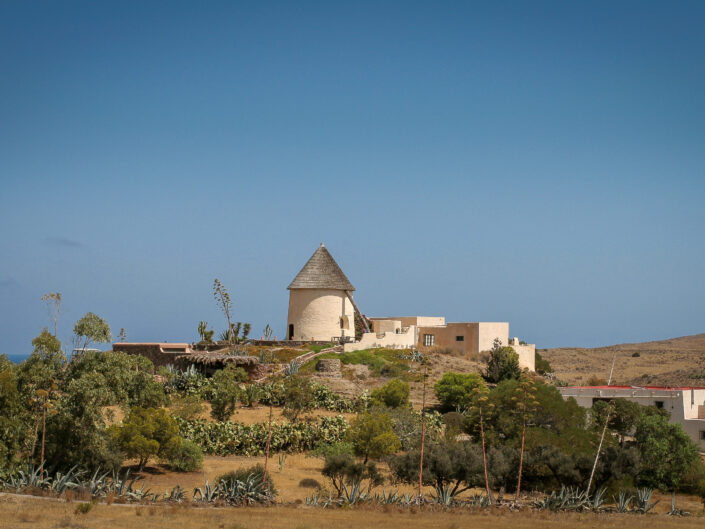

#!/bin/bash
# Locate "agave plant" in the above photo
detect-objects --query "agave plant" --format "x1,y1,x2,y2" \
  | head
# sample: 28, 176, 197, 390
591, 487, 607, 511
48, 466, 81, 494
338, 479, 370, 505
163, 485, 186, 503
634, 488, 658, 514
469, 493, 490, 507
432, 484, 455, 506
193, 480, 220, 503
613, 490, 633, 513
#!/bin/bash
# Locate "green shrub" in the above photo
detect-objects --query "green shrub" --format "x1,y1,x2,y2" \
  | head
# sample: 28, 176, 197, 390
535, 351, 552, 374
434, 372, 485, 412
485, 339, 521, 383
370, 379, 410, 408
217, 463, 274, 493
108, 407, 181, 470
163, 438, 203, 472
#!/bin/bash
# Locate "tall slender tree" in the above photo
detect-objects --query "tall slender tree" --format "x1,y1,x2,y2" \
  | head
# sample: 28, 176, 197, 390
41, 292, 62, 337
513, 375, 538, 500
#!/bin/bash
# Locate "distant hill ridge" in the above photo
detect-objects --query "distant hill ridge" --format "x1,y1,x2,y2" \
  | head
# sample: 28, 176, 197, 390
542, 333, 705, 387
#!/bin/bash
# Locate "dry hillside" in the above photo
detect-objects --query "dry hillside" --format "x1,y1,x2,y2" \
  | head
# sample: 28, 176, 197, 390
541, 333, 705, 387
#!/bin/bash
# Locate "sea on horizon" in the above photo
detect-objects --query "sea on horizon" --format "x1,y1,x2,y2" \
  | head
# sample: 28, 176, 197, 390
4, 353, 30, 364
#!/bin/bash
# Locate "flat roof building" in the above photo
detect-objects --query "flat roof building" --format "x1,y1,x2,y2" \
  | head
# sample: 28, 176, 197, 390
559, 385, 705, 451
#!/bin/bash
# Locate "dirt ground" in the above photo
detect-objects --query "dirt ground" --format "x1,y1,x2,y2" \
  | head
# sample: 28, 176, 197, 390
542, 333, 705, 386
0, 493, 703, 529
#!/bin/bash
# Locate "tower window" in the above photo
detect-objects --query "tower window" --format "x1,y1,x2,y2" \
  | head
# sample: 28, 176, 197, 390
655, 401, 664, 409
456, 336, 464, 342
423, 334, 435, 346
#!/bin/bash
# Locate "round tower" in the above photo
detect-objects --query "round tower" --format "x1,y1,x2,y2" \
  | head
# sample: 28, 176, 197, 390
286, 243, 356, 342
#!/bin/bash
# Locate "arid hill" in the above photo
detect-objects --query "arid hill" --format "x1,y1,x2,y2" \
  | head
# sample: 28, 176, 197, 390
541, 333, 705, 387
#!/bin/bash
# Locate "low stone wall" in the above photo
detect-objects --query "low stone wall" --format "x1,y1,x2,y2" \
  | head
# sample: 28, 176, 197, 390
316, 358, 341, 373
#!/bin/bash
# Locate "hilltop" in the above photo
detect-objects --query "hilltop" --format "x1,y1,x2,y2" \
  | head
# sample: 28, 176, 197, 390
541, 333, 705, 387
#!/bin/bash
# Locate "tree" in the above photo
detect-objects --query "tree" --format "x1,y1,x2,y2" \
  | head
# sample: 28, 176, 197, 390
592, 399, 643, 446
281, 375, 315, 422
535, 351, 552, 375
263, 324, 273, 340
322, 453, 383, 497
390, 441, 485, 499
346, 410, 401, 464
370, 379, 410, 408
470, 384, 494, 501
485, 338, 521, 383
66, 350, 166, 408
0, 356, 24, 477
208, 365, 247, 421
73, 312, 111, 351
242, 323, 251, 341
635, 411, 701, 492
433, 372, 485, 412
108, 407, 182, 471
213, 279, 233, 348
40, 292, 62, 337
44, 371, 122, 471
117, 328, 127, 342
512, 375, 539, 499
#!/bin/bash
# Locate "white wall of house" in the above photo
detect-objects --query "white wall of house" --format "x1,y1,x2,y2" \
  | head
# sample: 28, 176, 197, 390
559, 386, 705, 451
344, 325, 417, 352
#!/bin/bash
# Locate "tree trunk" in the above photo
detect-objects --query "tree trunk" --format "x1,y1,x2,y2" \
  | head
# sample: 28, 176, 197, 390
418, 366, 427, 500
262, 403, 274, 483
479, 408, 492, 504
40, 406, 46, 466
586, 407, 611, 494
515, 411, 526, 500
29, 416, 40, 465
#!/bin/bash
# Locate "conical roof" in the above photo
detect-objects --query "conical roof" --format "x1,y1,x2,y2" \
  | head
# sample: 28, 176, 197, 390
288, 243, 355, 291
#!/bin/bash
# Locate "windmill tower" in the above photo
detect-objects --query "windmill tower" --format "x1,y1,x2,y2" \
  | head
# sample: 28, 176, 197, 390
286, 243, 356, 341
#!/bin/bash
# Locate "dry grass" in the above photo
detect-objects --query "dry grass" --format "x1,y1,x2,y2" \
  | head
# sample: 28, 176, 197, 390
0, 494, 703, 529
542, 333, 705, 386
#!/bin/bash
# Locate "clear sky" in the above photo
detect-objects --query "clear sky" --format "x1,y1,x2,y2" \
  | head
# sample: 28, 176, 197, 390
1, 1, 704, 354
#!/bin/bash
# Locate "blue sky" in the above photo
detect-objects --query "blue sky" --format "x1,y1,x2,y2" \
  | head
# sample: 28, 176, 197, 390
1, 1, 704, 354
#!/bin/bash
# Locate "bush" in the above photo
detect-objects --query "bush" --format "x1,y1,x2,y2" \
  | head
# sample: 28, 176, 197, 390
370, 379, 410, 408
282, 375, 316, 422
108, 407, 182, 470
535, 352, 552, 374
632, 352, 641, 358
299, 478, 322, 489
346, 411, 401, 463
485, 339, 521, 383
217, 464, 274, 493
434, 372, 486, 412
163, 438, 203, 472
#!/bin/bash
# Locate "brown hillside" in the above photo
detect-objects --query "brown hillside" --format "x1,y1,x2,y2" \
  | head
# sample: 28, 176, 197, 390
541, 333, 705, 387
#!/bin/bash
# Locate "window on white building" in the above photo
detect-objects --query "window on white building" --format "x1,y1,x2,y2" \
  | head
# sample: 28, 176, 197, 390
655, 401, 664, 409
423, 334, 435, 346
700, 431, 705, 441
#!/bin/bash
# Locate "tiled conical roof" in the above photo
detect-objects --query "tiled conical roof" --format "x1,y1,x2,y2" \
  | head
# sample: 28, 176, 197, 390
287, 243, 355, 291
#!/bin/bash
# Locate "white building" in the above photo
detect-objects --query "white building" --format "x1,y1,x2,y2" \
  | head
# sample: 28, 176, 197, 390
559, 385, 705, 451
